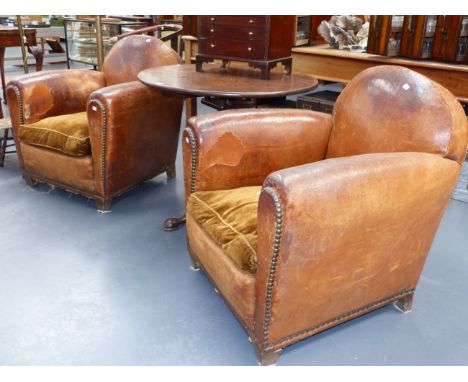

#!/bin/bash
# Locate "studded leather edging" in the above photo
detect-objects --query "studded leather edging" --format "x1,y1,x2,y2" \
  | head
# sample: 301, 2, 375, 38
184, 127, 197, 193
260, 186, 283, 346
88, 99, 108, 193
9, 85, 25, 124
266, 288, 415, 350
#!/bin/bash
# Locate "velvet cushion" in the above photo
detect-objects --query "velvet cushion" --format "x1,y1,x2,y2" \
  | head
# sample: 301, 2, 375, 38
187, 186, 261, 274
19, 112, 90, 157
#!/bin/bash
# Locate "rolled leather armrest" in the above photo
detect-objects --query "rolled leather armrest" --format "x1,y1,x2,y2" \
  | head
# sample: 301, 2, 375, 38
87, 81, 183, 196
182, 108, 332, 200
6, 69, 105, 125
254, 152, 461, 348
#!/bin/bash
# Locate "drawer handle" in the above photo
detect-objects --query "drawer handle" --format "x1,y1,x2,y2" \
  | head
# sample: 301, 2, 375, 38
210, 28, 214, 32
249, 19, 254, 24
210, 17, 215, 21
248, 31, 253, 36
210, 44, 215, 48
247, 47, 252, 51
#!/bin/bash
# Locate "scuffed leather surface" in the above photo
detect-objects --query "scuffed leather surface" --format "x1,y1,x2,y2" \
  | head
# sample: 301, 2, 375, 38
187, 186, 261, 273
20, 142, 95, 192
327, 65, 468, 164
7, 69, 105, 125
183, 108, 332, 199
7, 35, 183, 204
87, 81, 183, 196
187, 212, 256, 327
6, 70, 104, 171
255, 152, 460, 344
20, 112, 90, 157
103, 35, 183, 86
185, 65, 468, 356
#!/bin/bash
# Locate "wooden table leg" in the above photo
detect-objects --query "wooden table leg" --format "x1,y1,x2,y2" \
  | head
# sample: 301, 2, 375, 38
185, 96, 197, 121
163, 96, 197, 231
0, 47, 6, 103
28, 45, 44, 72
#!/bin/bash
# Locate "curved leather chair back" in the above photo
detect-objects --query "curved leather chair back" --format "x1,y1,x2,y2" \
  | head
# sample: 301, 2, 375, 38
102, 35, 183, 86
326, 65, 467, 164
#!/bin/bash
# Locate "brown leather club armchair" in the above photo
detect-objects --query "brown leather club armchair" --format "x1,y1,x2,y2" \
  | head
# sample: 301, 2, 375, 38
182, 66, 468, 365
6, 35, 183, 211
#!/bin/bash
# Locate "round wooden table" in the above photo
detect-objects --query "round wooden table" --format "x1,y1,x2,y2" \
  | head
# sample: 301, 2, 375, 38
138, 63, 319, 120
138, 63, 319, 230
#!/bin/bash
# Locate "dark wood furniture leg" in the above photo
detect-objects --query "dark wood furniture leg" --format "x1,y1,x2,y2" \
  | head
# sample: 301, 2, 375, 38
393, 292, 414, 313
28, 45, 44, 72
185, 96, 197, 121
0, 47, 6, 103
166, 163, 176, 179
256, 347, 282, 366
23, 174, 38, 187
282, 57, 292, 74
0, 128, 7, 167
94, 197, 112, 213
163, 96, 197, 231
164, 215, 186, 231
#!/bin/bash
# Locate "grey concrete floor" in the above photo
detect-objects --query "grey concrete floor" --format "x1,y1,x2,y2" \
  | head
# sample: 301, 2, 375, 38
1, 65, 468, 365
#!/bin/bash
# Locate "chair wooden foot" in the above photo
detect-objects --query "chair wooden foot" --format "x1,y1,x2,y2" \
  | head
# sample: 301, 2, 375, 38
166, 163, 176, 180
256, 347, 282, 366
189, 255, 200, 271
0, 128, 6, 167
393, 293, 414, 313
23, 174, 38, 187
95, 198, 112, 213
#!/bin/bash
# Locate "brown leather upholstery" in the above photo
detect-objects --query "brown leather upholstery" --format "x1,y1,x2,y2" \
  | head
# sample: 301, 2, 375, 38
7, 35, 183, 211
103, 35, 183, 86
327, 66, 467, 164
183, 108, 332, 200
183, 66, 468, 365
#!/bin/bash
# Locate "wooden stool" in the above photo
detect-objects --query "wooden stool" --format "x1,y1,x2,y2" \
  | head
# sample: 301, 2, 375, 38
0, 102, 15, 167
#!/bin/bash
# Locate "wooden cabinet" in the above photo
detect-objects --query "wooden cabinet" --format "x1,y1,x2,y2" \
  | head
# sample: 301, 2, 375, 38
309, 16, 332, 45
293, 16, 311, 46
400, 16, 437, 58
433, 16, 468, 62
367, 15, 405, 56
196, 15, 295, 79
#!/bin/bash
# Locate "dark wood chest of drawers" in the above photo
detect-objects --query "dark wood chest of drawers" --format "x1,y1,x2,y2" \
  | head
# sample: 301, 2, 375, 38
196, 15, 295, 79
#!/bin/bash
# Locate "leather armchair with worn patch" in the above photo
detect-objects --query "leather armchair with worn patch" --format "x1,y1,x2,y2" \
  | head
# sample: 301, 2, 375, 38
6, 35, 183, 211
182, 66, 468, 365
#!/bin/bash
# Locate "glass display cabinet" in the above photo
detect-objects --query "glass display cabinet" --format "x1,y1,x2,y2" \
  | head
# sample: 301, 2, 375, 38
64, 17, 147, 68
432, 16, 468, 62
400, 16, 438, 59
367, 15, 405, 56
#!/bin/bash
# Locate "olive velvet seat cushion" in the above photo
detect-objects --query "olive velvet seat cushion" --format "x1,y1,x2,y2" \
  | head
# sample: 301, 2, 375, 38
187, 186, 261, 274
19, 112, 90, 157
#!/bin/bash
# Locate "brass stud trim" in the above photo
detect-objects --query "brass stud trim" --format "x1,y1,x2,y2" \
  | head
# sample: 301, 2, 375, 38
260, 186, 283, 345
87, 98, 108, 194
265, 288, 416, 350
184, 127, 197, 193
9, 85, 25, 124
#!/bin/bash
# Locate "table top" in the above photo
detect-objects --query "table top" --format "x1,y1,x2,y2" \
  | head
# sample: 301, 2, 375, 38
138, 63, 318, 98
0, 27, 36, 34
292, 44, 468, 73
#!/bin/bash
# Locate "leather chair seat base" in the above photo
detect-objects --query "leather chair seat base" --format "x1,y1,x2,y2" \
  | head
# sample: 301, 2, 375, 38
20, 142, 95, 193
186, 212, 256, 329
